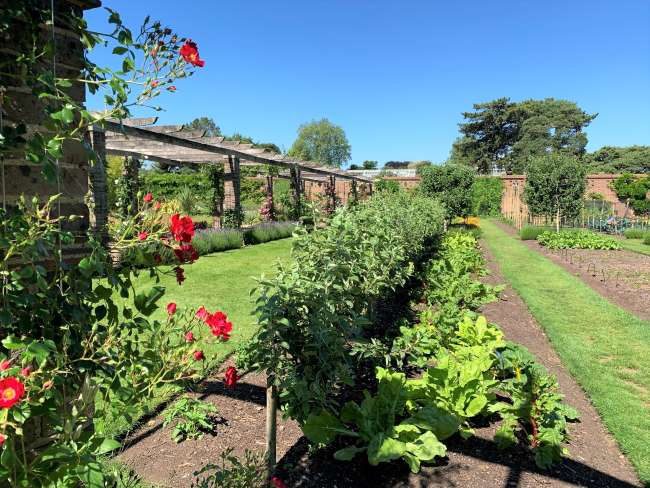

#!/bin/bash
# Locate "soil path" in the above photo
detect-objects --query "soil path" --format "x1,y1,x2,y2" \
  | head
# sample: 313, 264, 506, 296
495, 221, 650, 321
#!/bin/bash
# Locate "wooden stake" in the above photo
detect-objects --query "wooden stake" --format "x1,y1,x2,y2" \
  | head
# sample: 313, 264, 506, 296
266, 375, 278, 477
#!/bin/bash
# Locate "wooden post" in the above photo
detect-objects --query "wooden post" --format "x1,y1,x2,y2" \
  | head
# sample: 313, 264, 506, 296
266, 375, 278, 476
86, 126, 109, 246
289, 165, 302, 219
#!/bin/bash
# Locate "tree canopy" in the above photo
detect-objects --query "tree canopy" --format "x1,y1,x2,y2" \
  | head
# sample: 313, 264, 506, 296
418, 164, 476, 219
184, 116, 222, 136
288, 118, 351, 167
449, 98, 597, 174
584, 146, 650, 174
523, 154, 587, 231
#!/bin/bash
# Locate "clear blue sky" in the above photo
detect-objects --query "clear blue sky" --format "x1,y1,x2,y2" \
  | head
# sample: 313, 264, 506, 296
86, 0, 650, 166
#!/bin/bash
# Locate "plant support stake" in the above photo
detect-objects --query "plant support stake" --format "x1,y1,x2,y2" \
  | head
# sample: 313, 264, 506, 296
266, 375, 278, 476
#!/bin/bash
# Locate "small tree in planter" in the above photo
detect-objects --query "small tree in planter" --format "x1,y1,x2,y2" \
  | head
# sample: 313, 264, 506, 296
524, 154, 587, 232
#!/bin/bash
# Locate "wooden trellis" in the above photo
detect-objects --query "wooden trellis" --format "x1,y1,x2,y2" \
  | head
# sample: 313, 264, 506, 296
89, 117, 372, 233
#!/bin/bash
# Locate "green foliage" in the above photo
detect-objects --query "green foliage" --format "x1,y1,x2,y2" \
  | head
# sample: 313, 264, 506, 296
374, 178, 402, 193
363, 160, 378, 169
645, 233, 650, 246
243, 222, 296, 245
142, 172, 212, 209
192, 448, 266, 488
418, 164, 476, 219
450, 97, 596, 174
177, 186, 201, 214
524, 154, 587, 228
520, 225, 551, 240
288, 118, 351, 167
623, 228, 648, 239
240, 179, 265, 205
611, 173, 650, 215
222, 208, 245, 228
239, 193, 445, 422
163, 396, 219, 443
585, 145, 650, 174
470, 177, 503, 216
537, 230, 621, 250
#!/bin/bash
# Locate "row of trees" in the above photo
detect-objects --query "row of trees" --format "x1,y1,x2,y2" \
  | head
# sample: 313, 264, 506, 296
449, 97, 649, 175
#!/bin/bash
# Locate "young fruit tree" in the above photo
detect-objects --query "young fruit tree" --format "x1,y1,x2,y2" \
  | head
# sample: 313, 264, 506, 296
523, 154, 587, 232
418, 164, 476, 221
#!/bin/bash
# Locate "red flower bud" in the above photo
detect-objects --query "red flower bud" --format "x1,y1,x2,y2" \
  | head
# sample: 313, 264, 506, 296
168, 85, 177, 92
224, 366, 239, 389
195, 306, 209, 322
43, 380, 54, 390
271, 476, 287, 488
154, 201, 162, 210
20, 367, 31, 377
143, 193, 153, 203
193, 350, 205, 361
138, 231, 148, 241
0, 434, 5, 447
184, 331, 195, 343
166, 302, 177, 315
0, 360, 10, 371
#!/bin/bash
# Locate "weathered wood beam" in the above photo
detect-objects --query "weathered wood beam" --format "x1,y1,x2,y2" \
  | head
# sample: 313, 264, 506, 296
111, 117, 158, 127
101, 121, 372, 183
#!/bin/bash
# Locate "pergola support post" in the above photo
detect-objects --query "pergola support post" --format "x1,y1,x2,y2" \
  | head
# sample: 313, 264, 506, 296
122, 156, 140, 216
264, 175, 275, 221
86, 126, 109, 246
223, 155, 242, 227
289, 165, 302, 220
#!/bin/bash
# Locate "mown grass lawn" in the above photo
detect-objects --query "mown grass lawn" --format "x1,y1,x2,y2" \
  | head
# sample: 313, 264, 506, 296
100, 238, 293, 437
618, 237, 650, 257
482, 220, 650, 484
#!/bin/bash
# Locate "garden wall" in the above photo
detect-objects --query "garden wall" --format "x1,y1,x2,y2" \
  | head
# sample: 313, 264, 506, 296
500, 174, 641, 228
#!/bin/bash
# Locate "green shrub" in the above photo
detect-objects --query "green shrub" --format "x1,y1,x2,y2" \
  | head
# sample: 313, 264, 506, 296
624, 228, 647, 239
375, 178, 402, 193
520, 225, 550, 240
537, 230, 621, 250
177, 186, 201, 215
243, 222, 295, 245
471, 177, 503, 216
611, 173, 650, 215
644, 233, 650, 246
142, 172, 211, 207
239, 193, 445, 422
418, 164, 476, 220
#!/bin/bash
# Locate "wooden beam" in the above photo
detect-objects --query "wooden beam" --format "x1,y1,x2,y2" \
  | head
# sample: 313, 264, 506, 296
101, 121, 372, 183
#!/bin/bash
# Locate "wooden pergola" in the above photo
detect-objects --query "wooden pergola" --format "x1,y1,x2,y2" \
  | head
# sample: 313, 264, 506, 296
87, 117, 372, 238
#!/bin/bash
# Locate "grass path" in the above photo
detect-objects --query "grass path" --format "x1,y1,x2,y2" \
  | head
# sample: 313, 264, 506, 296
618, 237, 650, 256
481, 220, 650, 485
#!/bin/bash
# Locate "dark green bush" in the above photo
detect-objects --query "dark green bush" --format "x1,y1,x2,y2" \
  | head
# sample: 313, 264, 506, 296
520, 225, 551, 240
644, 233, 650, 246
471, 177, 503, 216
142, 172, 211, 207
611, 173, 650, 216
418, 164, 476, 220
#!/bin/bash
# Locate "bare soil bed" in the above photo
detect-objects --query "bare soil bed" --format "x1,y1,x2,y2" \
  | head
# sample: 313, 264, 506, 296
116, 240, 642, 487
497, 222, 650, 321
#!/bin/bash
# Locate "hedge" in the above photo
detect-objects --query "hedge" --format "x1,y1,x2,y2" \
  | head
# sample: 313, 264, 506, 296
471, 177, 503, 216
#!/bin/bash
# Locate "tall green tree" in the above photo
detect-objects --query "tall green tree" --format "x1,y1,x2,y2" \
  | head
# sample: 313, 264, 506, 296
288, 118, 351, 167
584, 146, 650, 174
451, 98, 597, 174
418, 164, 476, 220
524, 154, 587, 231
185, 116, 222, 136
362, 160, 378, 169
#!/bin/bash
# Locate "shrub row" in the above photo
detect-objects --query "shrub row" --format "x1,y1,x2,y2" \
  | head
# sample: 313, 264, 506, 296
303, 231, 578, 472
238, 193, 446, 422
537, 230, 621, 250
624, 228, 650, 240
243, 222, 296, 245
471, 177, 503, 217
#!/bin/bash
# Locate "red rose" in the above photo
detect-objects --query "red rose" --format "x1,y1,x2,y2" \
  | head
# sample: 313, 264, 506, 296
206, 311, 232, 341
174, 244, 199, 264
174, 266, 186, 285
20, 367, 31, 377
179, 40, 206, 67
166, 302, 177, 315
143, 193, 153, 203
0, 360, 10, 371
271, 476, 287, 488
0, 377, 25, 409
184, 331, 195, 343
224, 366, 239, 389
195, 306, 209, 321
170, 214, 195, 243
138, 231, 148, 241
193, 350, 205, 361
